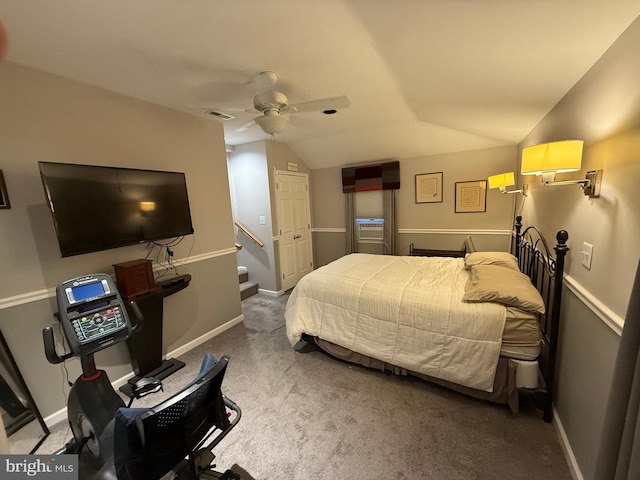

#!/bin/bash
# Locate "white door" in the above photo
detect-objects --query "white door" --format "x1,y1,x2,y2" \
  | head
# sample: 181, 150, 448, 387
275, 171, 313, 291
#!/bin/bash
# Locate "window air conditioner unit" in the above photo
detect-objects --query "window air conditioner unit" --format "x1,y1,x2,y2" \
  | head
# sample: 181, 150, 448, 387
355, 218, 384, 243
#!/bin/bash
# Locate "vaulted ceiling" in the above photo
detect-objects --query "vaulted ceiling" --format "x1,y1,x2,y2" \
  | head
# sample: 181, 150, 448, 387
1, 1, 639, 169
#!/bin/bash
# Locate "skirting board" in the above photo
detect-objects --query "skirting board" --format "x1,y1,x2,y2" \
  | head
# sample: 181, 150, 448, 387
553, 406, 583, 480
258, 288, 279, 297
42, 313, 245, 428
167, 314, 244, 359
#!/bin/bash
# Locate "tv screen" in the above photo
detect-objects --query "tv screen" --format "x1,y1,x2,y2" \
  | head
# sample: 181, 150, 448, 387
39, 162, 195, 257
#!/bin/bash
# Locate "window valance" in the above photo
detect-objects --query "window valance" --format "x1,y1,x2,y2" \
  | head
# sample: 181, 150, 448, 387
342, 160, 400, 193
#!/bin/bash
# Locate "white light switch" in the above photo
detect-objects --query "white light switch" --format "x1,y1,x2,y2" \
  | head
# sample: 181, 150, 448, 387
259, 216, 266, 225
581, 242, 593, 269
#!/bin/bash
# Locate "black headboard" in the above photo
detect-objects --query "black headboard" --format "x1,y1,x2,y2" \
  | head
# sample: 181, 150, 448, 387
511, 215, 569, 423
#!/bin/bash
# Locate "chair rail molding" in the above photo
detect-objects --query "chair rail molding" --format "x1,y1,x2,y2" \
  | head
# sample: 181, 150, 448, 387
0, 247, 238, 310
312, 228, 347, 233
563, 274, 624, 336
310, 228, 511, 235
399, 228, 512, 235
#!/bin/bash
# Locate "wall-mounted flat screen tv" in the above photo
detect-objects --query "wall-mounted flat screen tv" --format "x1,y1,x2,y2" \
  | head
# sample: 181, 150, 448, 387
39, 161, 195, 257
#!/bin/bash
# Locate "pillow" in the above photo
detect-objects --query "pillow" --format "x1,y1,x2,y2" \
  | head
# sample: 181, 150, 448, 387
464, 235, 477, 253
464, 251, 520, 271
463, 264, 545, 314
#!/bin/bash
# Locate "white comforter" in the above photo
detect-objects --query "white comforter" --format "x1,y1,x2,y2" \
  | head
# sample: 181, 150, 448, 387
285, 253, 507, 392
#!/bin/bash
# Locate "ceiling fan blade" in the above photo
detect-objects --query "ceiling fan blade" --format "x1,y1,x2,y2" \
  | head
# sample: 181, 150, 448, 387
236, 119, 257, 132
188, 104, 251, 113
289, 95, 351, 114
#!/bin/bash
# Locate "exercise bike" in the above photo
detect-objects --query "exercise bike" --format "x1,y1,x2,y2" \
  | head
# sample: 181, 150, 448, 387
43, 274, 241, 479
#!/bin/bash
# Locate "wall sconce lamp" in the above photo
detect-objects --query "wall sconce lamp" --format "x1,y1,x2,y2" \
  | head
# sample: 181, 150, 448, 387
487, 172, 528, 196
520, 140, 602, 198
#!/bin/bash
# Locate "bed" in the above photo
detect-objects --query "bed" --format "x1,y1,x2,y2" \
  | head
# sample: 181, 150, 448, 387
285, 217, 567, 422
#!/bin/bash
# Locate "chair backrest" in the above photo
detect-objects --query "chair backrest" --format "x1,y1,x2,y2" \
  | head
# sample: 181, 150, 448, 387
113, 354, 230, 480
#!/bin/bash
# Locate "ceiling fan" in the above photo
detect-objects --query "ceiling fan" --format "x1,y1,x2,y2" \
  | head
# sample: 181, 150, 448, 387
228, 71, 351, 135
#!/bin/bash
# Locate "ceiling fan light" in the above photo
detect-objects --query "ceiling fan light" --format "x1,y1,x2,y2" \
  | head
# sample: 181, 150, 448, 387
255, 113, 289, 135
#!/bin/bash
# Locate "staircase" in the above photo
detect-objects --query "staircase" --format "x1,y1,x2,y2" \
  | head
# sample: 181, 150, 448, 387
238, 266, 259, 300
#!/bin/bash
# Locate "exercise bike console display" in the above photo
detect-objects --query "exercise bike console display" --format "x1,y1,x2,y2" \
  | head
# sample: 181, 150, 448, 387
56, 274, 132, 356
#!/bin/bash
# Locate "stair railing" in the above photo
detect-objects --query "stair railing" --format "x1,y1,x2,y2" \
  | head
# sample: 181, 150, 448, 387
234, 221, 264, 248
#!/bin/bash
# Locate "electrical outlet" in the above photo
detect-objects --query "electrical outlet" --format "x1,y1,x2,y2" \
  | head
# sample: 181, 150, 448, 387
581, 242, 593, 269
259, 216, 266, 225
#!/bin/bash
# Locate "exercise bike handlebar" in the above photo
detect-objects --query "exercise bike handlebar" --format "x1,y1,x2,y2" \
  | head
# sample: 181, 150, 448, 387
43, 301, 144, 365
43, 325, 72, 364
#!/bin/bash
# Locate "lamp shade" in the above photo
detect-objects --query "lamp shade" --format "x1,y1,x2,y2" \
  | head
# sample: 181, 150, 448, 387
255, 112, 289, 135
488, 172, 515, 189
521, 140, 583, 176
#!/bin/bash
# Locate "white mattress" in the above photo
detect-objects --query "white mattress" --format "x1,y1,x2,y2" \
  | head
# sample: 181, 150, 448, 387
500, 344, 540, 361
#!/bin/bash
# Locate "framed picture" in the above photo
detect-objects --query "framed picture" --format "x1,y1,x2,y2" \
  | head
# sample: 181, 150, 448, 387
0, 170, 10, 209
415, 172, 443, 203
455, 180, 487, 213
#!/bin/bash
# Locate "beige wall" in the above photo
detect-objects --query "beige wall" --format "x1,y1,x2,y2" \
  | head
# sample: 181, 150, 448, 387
311, 145, 518, 265
310, 167, 347, 266
396, 146, 518, 253
0, 62, 242, 418
397, 146, 518, 231
267, 139, 311, 176
518, 16, 640, 480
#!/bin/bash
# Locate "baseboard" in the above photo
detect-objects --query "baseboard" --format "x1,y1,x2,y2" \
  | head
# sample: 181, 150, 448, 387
43, 369, 136, 427
42, 313, 245, 428
257, 288, 278, 297
167, 314, 244, 359
43, 406, 69, 427
553, 406, 584, 480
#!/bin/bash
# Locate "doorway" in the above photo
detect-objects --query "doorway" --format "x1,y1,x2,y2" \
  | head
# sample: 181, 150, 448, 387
274, 170, 313, 291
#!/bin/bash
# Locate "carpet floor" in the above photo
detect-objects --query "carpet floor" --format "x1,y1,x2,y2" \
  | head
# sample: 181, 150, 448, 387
26, 292, 572, 479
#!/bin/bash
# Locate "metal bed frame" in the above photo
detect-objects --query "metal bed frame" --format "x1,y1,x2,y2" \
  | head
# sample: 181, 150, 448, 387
297, 215, 569, 422
512, 215, 569, 423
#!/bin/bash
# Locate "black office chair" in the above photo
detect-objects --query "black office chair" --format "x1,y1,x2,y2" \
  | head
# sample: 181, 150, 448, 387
95, 354, 241, 480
